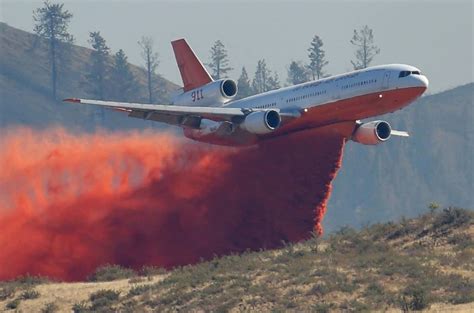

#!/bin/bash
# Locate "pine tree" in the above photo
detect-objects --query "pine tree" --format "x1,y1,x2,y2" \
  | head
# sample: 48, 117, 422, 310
252, 59, 269, 94
110, 49, 137, 101
138, 36, 159, 103
33, 0, 74, 99
287, 61, 311, 85
252, 59, 280, 94
236, 67, 252, 99
307, 35, 329, 79
208, 40, 232, 80
87, 31, 110, 100
267, 73, 281, 90
350, 25, 380, 70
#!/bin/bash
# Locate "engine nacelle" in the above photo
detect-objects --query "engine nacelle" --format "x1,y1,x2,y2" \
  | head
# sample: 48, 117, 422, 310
172, 79, 237, 107
240, 110, 281, 135
352, 120, 392, 145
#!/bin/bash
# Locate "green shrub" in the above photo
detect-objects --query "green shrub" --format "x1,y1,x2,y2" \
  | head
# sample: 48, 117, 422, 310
307, 283, 329, 296
5, 299, 20, 310
428, 202, 440, 214
128, 284, 153, 297
449, 293, 474, 305
448, 233, 473, 249
312, 302, 333, 313
434, 207, 471, 228
140, 266, 167, 277
364, 282, 384, 297
41, 302, 59, 313
339, 279, 359, 293
20, 288, 40, 300
89, 289, 120, 309
346, 299, 370, 311
14, 274, 51, 286
399, 286, 430, 311
283, 299, 298, 309
335, 225, 357, 238
71, 301, 88, 313
121, 300, 139, 313
88, 264, 136, 282
0, 286, 15, 301
387, 223, 414, 240
446, 276, 474, 304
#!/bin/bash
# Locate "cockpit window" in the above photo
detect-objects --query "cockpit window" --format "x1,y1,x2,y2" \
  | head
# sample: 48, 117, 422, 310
399, 70, 421, 78
399, 71, 410, 78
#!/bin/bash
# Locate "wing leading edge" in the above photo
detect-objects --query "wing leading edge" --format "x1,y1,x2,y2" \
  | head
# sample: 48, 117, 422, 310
63, 98, 263, 129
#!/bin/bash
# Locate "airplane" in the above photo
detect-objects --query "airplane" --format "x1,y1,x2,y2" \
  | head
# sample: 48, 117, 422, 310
64, 39, 429, 146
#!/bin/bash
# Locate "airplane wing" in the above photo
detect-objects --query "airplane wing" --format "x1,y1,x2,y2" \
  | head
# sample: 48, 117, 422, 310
64, 98, 257, 128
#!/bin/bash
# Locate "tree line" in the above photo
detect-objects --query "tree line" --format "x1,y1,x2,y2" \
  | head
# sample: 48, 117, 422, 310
210, 24, 379, 99
32, 1, 159, 104
33, 1, 381, 103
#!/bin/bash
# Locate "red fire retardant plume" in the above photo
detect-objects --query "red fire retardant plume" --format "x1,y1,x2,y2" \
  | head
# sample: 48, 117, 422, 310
0, 125, 350, 281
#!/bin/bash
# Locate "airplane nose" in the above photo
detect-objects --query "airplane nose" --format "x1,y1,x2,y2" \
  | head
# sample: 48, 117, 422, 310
418, 75, 429, 89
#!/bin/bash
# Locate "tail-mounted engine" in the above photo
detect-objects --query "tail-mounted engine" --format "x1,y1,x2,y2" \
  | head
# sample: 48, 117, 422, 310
172, 79, 238, 107
352, 120, 392, 145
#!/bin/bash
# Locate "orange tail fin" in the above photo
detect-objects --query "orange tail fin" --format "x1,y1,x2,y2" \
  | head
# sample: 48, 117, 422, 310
171, 39, 213, 92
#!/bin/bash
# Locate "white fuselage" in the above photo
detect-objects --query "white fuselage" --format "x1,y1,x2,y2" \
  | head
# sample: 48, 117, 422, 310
226, 64, 427, 112
184, 64, 428, 145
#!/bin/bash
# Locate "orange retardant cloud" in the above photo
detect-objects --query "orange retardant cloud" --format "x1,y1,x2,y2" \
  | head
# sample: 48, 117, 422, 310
0, 126, 346, 281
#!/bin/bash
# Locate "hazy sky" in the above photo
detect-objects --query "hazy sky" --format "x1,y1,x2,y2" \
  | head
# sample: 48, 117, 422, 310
1, 0, 473, 93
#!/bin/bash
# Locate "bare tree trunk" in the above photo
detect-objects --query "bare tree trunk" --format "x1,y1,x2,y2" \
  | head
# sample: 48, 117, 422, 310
147, 54, 152, 103
49, 17, 57, 100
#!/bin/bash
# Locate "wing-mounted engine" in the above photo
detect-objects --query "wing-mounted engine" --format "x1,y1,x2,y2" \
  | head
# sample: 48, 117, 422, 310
240, 110, 281, 135
172, 79, 238, 107
352, 120, 392, 145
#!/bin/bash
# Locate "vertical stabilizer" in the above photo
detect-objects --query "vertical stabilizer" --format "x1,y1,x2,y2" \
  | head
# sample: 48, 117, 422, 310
171, 39, 213, 92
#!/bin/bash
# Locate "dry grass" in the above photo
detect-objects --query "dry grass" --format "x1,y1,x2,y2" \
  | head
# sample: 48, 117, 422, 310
0, 275, 165, 312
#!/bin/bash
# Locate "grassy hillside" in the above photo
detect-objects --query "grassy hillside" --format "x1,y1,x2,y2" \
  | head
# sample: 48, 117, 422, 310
0, 207, 472, 312
0, 22, 179, 131
327, 83, 474, 232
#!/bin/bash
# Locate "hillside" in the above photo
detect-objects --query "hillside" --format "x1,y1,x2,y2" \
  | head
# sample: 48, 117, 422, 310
326, 83, 474, 232
0, 22, 179, 131
0, 207, 472, 312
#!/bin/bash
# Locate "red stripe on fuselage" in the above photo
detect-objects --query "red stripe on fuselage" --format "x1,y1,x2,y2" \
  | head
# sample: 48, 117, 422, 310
185, 86, 425, 146
270, 86, 426, 137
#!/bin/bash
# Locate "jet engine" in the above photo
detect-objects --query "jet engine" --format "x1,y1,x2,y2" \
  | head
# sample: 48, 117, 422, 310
352, 120, 392, 145
173, 79, 238, 107
240, 110, 281, 135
